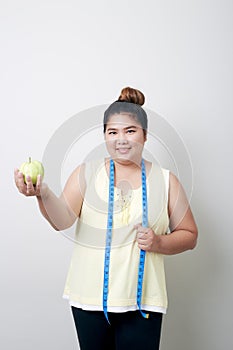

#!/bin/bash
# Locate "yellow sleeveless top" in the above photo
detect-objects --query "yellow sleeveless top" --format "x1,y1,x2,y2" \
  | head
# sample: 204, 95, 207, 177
63, 159, 170, 311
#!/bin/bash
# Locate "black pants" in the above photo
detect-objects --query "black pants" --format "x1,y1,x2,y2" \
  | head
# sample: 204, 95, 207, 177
71, 306, 163, 350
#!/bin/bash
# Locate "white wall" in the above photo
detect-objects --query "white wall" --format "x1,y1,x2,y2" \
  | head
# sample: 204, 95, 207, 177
1, 0, 232, 349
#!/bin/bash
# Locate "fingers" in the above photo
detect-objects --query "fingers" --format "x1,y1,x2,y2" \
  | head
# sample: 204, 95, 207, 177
134, 223, 148, 233
14, 169, 42, 197
14, 168, 27, 194
25, 175, 36, 195
14, 168, 23, 184
134, 224, 152, 239
137, 236, 152, 251
35, 174, 42, 194
135, 223, 155, 252
35, 174, 47, 197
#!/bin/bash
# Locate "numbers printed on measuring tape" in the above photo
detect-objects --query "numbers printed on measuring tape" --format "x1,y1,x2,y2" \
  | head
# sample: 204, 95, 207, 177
136, 158, 149, 319
103, 159, 115, 324
102, 159, 149, 323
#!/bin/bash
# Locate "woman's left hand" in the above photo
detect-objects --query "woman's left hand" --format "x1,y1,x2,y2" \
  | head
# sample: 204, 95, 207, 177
134, 224, 160, 252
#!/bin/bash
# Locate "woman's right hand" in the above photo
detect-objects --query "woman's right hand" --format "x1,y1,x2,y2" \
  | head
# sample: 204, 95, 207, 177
14, 169, 48, 198
14, 164, 84, 230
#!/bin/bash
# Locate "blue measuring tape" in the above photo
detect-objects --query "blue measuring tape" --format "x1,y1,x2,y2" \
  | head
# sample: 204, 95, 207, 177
103, 159, 115, 324
103, 158, 149, 323
136, 159, 149, 319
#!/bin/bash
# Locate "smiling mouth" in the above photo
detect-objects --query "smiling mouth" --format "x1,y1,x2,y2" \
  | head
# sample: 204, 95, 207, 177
116, 148, 131, 154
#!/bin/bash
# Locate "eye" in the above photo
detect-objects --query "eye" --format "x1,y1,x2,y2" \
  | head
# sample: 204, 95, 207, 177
108, 131, 117, 135
127, 129, 136, 134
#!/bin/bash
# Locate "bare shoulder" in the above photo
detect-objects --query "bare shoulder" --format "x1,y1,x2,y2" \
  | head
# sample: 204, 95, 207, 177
63, 162, 86, 193
169, 171, 182, 188
168, 171, 198, 235
69, 162, 86, 179
58, 163, 87, 218
168, 171, 189, 201
144, 159, 152, 175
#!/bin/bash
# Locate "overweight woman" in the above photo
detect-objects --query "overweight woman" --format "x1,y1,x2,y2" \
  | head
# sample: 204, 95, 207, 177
14, 87, 198, 350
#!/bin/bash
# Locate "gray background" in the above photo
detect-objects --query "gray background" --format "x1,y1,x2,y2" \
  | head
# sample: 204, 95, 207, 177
1, 0, 233, 349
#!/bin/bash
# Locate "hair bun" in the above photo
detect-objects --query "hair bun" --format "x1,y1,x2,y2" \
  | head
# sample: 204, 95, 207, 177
118, 87, 145, 106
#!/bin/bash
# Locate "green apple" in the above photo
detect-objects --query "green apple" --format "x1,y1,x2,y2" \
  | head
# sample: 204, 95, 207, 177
19, 157, 44, 185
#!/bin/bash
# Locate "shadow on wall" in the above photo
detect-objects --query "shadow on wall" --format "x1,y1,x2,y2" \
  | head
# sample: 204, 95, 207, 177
160, 197, 231, 350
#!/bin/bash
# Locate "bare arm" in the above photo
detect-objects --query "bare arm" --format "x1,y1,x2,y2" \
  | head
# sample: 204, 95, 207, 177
136, 172, 198, 255
14, 164, 85, 231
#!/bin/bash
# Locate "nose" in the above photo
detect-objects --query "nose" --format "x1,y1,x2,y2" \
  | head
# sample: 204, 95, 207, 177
116, 135, 128, 145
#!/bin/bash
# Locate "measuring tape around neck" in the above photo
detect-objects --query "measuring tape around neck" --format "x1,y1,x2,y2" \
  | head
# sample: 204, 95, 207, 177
103, 158, 149, 323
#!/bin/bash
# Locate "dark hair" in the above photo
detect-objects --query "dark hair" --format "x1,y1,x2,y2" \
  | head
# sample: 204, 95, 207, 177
103, 87, 148, 134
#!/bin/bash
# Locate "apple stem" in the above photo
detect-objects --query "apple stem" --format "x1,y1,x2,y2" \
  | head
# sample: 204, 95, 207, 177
29, 157, 31, 163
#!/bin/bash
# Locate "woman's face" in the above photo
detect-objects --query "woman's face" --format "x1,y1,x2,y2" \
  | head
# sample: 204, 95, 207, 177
104, 113, 147, 165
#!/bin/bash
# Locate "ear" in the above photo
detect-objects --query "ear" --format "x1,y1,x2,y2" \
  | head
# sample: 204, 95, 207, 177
144, 131, 147, 142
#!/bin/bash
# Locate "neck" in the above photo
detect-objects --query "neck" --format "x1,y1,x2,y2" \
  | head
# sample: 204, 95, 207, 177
113, 158, 143, 171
